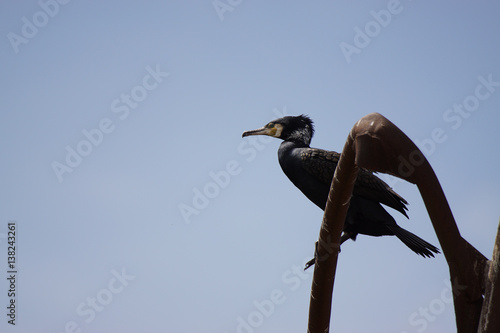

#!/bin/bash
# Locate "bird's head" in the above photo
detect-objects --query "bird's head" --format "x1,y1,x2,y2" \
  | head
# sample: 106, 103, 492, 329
242, 115, 314, 146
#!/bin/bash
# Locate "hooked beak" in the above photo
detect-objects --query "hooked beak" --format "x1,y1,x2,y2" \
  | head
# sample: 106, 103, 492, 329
242, 123, 282, 138
242, 127, 273, 138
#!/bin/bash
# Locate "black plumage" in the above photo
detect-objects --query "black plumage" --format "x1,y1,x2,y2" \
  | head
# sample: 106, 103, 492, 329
242, 115, 439, 259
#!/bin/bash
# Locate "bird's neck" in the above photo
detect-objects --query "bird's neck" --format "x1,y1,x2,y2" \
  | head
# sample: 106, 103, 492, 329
283, 129, 312, 147
280, 139, 309, 152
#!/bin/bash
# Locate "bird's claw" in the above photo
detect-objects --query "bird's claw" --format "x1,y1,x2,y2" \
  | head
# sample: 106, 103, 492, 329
304, 241, 320, 271
304, 257, 315, 271
304, 238, 344, 271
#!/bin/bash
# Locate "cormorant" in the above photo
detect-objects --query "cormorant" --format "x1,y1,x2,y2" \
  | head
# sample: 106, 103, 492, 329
242, 115, 439, 266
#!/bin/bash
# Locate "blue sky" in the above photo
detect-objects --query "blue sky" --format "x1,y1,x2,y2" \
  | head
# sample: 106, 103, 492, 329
1, 1, 500, 332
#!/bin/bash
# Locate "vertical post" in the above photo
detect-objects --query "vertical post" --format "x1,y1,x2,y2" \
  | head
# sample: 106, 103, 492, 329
478, 220, 500, 332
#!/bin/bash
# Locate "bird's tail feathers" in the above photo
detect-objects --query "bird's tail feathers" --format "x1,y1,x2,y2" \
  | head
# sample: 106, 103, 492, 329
386, 225, 440, 258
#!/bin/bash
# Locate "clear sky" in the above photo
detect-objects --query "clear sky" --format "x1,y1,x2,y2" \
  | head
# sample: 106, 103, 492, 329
1, 1, 500, 332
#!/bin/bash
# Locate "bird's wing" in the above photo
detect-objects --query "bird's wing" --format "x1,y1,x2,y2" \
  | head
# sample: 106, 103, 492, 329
300, 148, 340, 186
355, 169, 409, 218
300, 148, 409, 218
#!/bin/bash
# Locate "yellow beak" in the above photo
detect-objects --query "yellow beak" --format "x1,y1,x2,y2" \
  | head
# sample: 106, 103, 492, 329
242, 127, 276, 137
242, 123, 282, 138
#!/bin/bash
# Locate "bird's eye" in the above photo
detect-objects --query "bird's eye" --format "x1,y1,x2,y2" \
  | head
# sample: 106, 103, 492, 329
266, 123, 274, 128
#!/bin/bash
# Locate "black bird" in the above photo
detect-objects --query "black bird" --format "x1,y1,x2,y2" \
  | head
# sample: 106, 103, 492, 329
242, 115, 439, 265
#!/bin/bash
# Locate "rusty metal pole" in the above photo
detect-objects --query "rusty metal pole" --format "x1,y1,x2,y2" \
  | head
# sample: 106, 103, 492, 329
479, 220, 500, 333
307, 129, 358, 333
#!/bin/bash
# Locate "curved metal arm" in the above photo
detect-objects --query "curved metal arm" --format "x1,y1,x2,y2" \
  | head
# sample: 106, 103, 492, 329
307, 113, 490, 333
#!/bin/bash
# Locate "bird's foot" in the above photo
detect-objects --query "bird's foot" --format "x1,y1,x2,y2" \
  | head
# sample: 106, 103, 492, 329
304, 233, 357, 271
304, 240, 342, 271
304, 241, 319, 271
